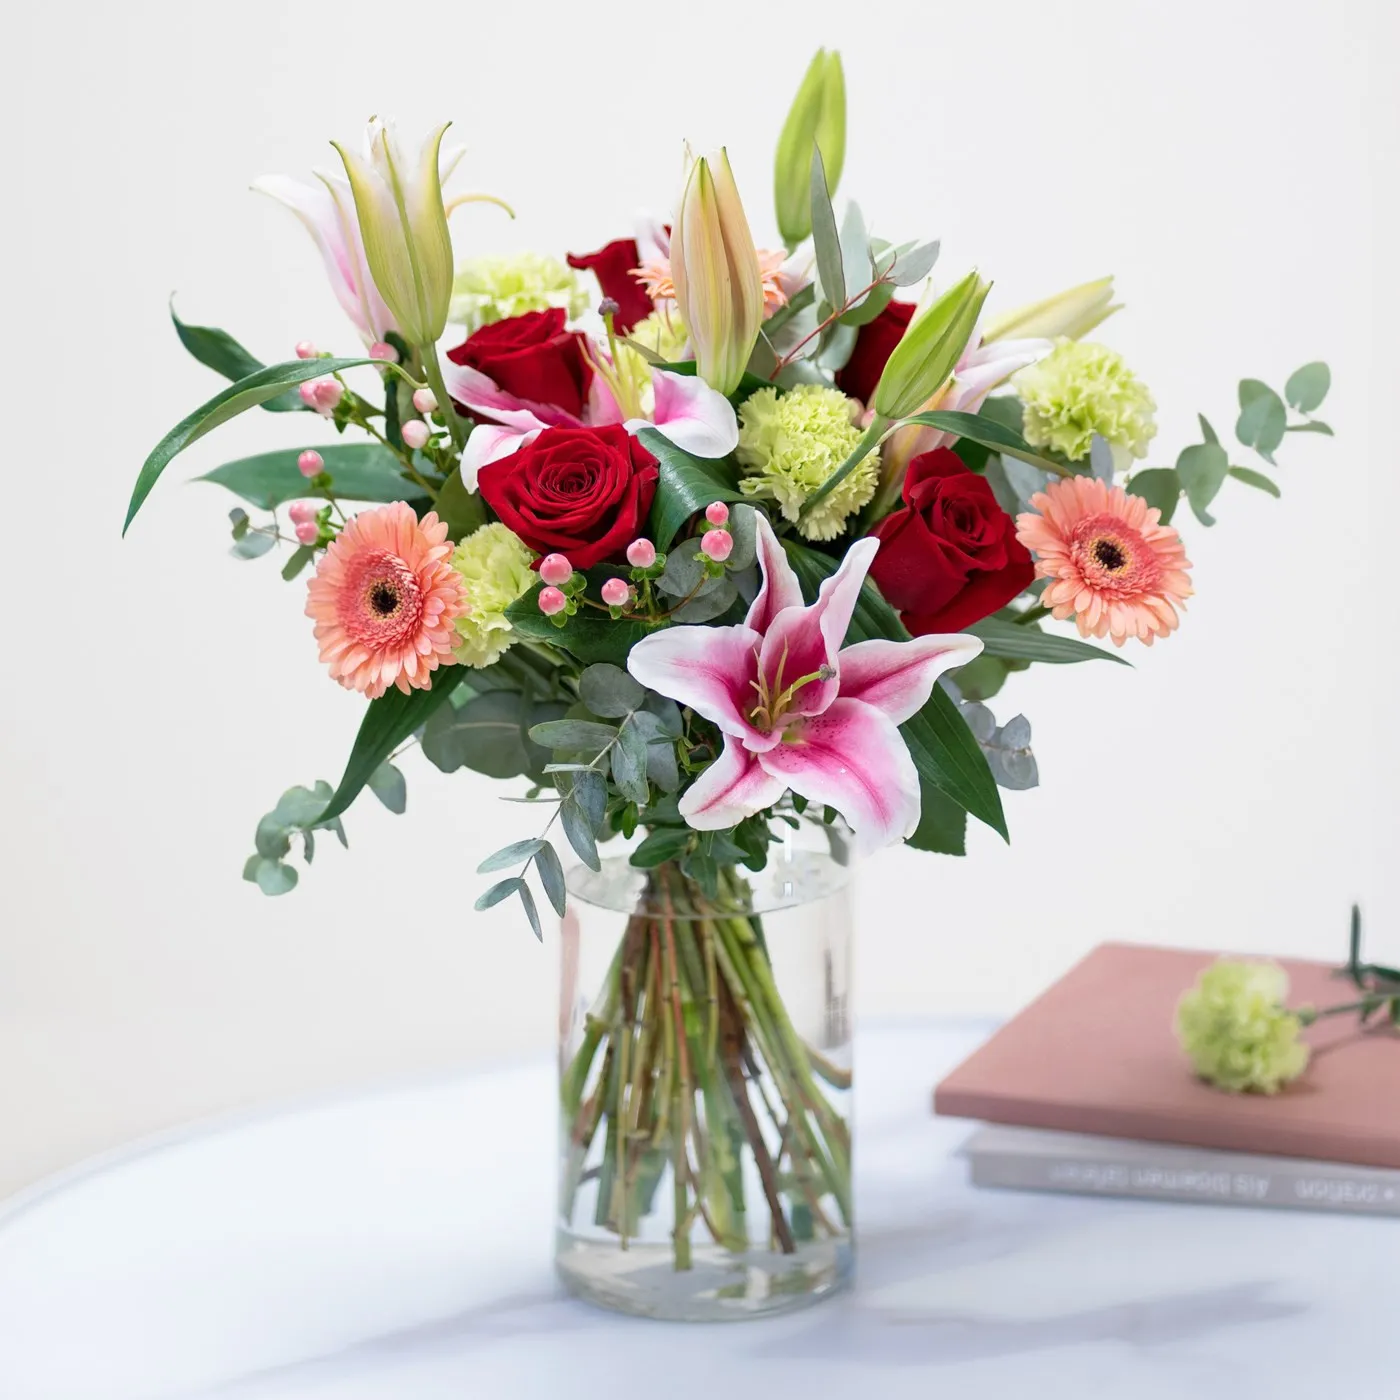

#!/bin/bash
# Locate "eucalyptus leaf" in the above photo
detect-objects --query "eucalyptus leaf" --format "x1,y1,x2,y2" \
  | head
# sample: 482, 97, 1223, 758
837, 200, 871, 311
1088, 435, 1115, 484
1228, 465, 1281, 498
252, 859, 299, 897
571, 768, 608, 829
836, 279, 895, 328
281, 545, 315, 581
229, 531, 276, 560
477, 838, 546, 874
670, 577, 738, 623
726, 504, 759, 572
367, 761, 407, 814
530, 719, 619, 753
610, 721, 650, 805
579, 664, 645, 719
1127, 467, 1181, 525
1285, 420, 1334, 436
890, 240, 941, 287
517, 882, 543, 941
810, 145, 845, 311
422, 690, 540, 780
560, 798, 601, 871
125, 356, 379, 533
535, 842, 567, 917
998, 455, 1053, 512
1176, 442, 1230, 525
1235, 380, 1287, 463
1284, 361, 1330, 414
641, 692, 684, 737
255, 815, 292, 861
474, 877, 525, 911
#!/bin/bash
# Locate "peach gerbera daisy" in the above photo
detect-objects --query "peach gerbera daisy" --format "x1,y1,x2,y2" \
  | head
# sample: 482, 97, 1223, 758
306, 503, 469, 697
1015, 476, 1193, 647
631, 249, 792, 313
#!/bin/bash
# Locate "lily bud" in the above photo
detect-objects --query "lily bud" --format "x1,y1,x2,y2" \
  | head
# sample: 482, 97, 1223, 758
982, 275, 1119, 344
670, 150, 764, 397
332, 119, 457, 350
774, 49, 846, 247
872, 271, 991, 421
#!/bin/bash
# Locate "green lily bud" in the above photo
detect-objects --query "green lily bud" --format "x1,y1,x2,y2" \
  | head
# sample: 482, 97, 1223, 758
872, 271, 990, 421
671, 149, 765, 397
332, 119, 456, 350
983, 275, 1119, 343
774, 49, 846, 248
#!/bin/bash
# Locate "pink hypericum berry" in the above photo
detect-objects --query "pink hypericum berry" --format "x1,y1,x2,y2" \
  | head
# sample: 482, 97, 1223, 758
538, 553, 573, 585
538, 586, 567, 616
412, 387, 438, 414
401, 420, 430, 450
288, 500, 317, 525
297, 449, 324, 478
294, 519, 320, 546
625, 537, 657, 568
300, 378, 343, 415
704, 501, 730, 526
298, 381, 319, 407
368, 340, 397, 363
701, 528, 733, 563
601, 578, 631, 607
295, 340, 318, 360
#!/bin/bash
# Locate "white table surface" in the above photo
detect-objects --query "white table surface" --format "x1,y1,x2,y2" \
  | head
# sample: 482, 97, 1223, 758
0, 1022, 1392, 1400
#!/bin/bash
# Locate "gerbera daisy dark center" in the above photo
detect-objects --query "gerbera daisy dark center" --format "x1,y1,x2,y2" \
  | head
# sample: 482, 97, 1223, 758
1092, 536, 1129, 572
369, 581, 401, 616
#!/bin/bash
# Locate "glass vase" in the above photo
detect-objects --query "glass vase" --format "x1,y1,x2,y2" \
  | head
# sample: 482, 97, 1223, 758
556, 844, 853, 1321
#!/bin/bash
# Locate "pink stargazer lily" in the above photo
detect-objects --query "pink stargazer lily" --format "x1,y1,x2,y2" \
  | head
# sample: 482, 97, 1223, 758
442, 356, 739, 487
627, 516, 983, 852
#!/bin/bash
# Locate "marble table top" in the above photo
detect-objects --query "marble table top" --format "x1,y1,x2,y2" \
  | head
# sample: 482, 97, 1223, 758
0, 1022, 1392, 1400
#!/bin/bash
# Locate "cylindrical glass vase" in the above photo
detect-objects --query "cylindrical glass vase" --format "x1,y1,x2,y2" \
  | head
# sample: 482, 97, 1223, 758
556, 847, 853, 1321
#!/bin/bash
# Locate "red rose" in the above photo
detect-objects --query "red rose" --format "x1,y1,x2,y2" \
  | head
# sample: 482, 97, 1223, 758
869, 449, 1034, 634
567, 238, 654, 333
446, 309, 593, 418
835, 298, 916, 406
478, 426, 659, 570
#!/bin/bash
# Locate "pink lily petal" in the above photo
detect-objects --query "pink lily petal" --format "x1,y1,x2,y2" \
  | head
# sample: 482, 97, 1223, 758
758, 537, 878, 718
758, 698, 921, 854
586, 372, 624, 426
635, 211, 671, 267
625, 624, 779, 751
679, 736, 788, 830
745, 512, 805, 635
837, 634, 984, 726
438, 356, 584, 429
626, 369, 738, 459
461, 421, 541, 486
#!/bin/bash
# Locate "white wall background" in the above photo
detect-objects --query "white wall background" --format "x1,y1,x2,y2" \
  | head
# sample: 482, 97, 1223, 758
2, 0, 1394, 1200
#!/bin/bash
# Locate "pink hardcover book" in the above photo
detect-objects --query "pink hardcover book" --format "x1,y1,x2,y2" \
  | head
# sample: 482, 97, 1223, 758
934, 943, 1400, 1169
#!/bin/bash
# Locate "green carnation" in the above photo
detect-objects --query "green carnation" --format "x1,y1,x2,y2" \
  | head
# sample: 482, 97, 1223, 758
1015, 339, 1157, 463
450, 523, 536, 668
450, 253, 588, 332
736, 385, 878, 542
1175, 960, 1310, 1095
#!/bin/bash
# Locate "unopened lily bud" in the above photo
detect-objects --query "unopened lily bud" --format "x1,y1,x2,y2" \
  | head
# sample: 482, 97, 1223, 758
625, 537, 657, 568
412, 387, 438, 414
704, 501, 730, 526
294, 519, 320, 545
670, 149, 764, 397
401, 419, 430, 450
538, 553, 572, 585
773, 49, 846, 247
297, 449, 324, 478
332, 119, 457, 349
601, 577, 631, 607
983, 276, 1119, 344
873, 271, 990, 421
538, 586, 567, 616
701, 528, 733, 563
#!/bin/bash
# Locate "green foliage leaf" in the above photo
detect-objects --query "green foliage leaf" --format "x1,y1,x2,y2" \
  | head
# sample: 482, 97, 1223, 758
170, 302, 303, 412
125, 356, 378, 534
424, 689, 550, 780
1127, 467, 1181, 525
1285, 420, 1333, 436
433, 465, 487, 542
968, 617, 1129, 666
505, 580, 669, 666
477, 837, 546, 873
560, 798, 600, 871
784, 541, 1006, 840
230, 531, 276, 560
246, 857, 299, 896
1228, 465, 1281, 498
1234, 379, 1287, 464
199, 443, 424, 511
1177, 441, 1229, 526
367, 761, 407, 814
810, 145, 845, 312
320, 671, 469, 824
529, 719, 619, 752
905, 783, 967, 855
517, 881, 543, 941
535, 841, 567, 917
637, 427, 743, 549
475, 877, 524, 911
896, 409, 1065, 475
281, 545, 315, 581
630, 826, 693, 868
889, 240, 941, 288
610, 721, 650, 805
578, 664, 645, 719
1284, 361, 1330, 414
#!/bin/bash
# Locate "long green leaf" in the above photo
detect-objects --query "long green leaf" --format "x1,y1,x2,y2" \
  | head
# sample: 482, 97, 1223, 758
125, 356, 378, 534
170, 302, 303, 412
637, 427, 743, 548
319, 669, 471, 824
198, 443, 426, 510
968, 617, 1129, 666
783, 541, 1007, 840
896, 409, 1067, 475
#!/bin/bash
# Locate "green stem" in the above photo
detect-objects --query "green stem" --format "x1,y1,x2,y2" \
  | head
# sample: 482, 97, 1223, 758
420, 349, 468, 453
799, 417, 888, 522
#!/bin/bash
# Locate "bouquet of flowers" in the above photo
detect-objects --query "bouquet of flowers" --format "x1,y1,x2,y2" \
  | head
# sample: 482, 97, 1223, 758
126, 49, 1332, 1318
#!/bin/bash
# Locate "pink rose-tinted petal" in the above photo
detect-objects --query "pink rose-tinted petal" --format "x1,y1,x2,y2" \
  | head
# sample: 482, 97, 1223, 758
460, 421, 541, 487
679, 736, 788, 831
836, 634, 984, 725
758, 537, 878, 717
758, 698, 921, 854
627, 369, 739, 459
745, 511, 805, 636
626, 624, 777, 749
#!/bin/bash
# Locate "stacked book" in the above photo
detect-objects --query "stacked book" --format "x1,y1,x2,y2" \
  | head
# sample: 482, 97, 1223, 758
934, 943, 1400, 1218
